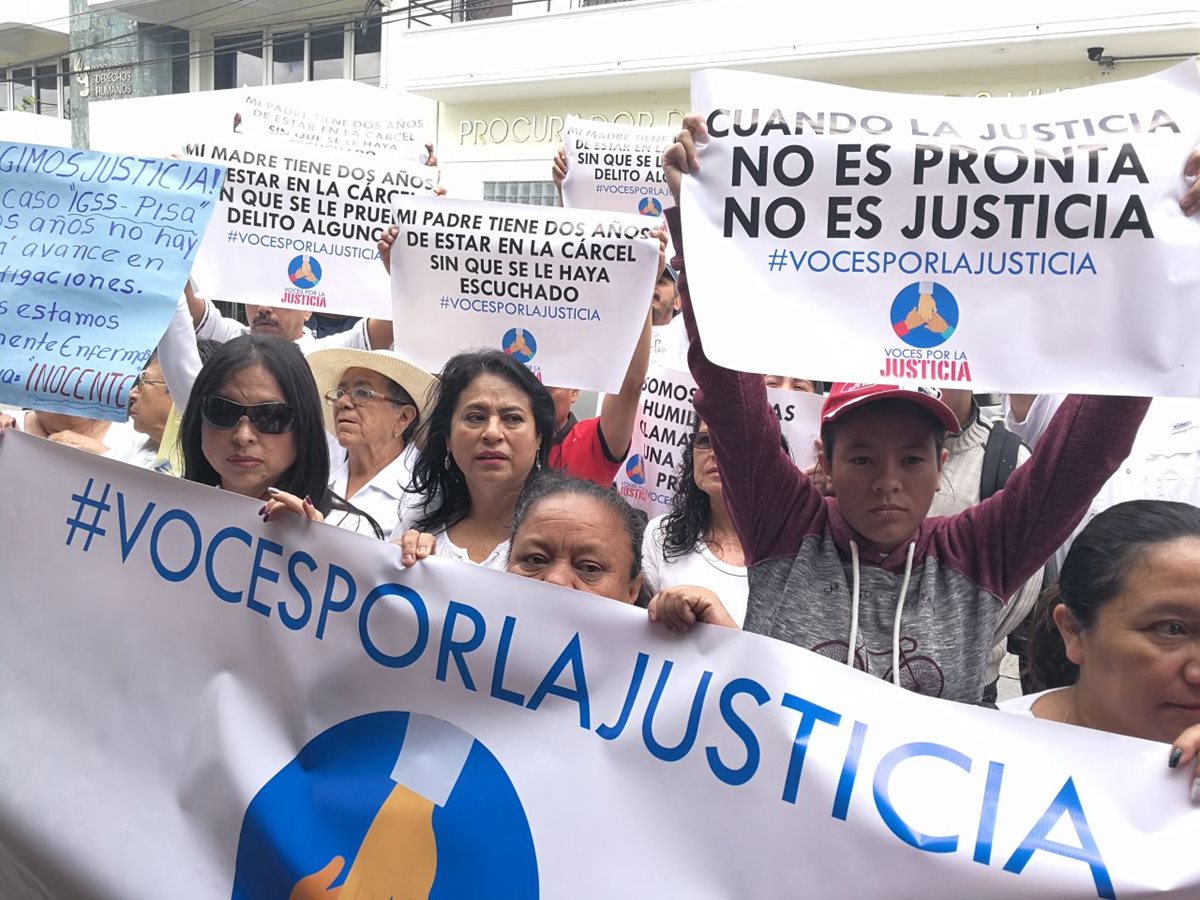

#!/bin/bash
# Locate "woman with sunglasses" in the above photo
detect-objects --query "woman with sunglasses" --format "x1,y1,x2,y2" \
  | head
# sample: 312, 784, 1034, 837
302, 349, 437, 537
180, 334, 354, 525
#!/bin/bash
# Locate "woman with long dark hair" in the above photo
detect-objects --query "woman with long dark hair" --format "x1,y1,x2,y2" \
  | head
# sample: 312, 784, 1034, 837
393, 350, 555, 570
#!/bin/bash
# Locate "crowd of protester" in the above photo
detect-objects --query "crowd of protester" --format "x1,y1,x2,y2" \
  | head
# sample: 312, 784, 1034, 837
2, 125, 1200, 806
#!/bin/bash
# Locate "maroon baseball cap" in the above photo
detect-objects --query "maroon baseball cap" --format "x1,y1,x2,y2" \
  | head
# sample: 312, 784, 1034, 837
821, 383, 959, 432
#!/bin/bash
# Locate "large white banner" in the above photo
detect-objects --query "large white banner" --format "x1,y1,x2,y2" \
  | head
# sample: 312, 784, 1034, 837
615, 365, 822, 517
561, 116, 676, 217
185, 134, 436, 318
389, 196, 658, 391
681, 64, 1200, 396
1, 434, 1196, 898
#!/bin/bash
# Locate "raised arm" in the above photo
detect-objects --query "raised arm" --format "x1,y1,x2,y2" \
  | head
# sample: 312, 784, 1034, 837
662, 118, 821, 565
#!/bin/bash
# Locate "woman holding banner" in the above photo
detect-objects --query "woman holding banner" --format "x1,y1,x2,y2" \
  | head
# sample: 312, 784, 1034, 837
651, 117, 1151, 704
392, 350, 554, 570
1010, 499, 1200, 800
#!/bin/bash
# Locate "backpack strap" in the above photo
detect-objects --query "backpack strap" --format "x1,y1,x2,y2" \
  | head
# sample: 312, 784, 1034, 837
979, 421, 1023, 501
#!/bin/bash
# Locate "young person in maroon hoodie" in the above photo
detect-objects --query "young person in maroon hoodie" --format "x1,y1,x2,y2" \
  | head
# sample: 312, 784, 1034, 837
648, 116, 1153, 704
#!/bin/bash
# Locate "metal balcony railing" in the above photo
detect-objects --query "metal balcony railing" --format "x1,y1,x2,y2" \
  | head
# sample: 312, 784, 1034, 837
403, 0, 636, 28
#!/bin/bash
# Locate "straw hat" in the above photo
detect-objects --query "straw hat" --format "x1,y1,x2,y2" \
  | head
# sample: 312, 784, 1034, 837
307, 348, 438, 436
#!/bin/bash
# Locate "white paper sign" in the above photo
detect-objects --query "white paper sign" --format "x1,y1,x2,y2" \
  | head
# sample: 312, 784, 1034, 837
561, 115, 676, 217
681, 64, 1200, 396
1, 434, 1198, 898
186, 133, 436, 317
616, 365, 822, 517
389, 196, 658, 391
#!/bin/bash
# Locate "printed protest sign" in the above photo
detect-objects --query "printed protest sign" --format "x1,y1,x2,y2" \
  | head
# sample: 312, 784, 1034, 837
562, 116, 676, 217
2, 432, 1198, 898
681, 63, 1200, 396
616, 365, 821, 517
0, 111, 69, 146
389, 196, 659, 392
0, 142, 222, 419
185, 134, 436, 318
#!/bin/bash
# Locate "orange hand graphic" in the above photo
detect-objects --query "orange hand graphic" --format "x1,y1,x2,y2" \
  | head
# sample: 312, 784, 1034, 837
507, 330, 532, 358
291, 257, 316, 284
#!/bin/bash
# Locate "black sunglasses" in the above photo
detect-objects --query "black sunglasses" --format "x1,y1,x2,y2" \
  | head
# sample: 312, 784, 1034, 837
201, 395, 296, 435
689, 432, 713, 451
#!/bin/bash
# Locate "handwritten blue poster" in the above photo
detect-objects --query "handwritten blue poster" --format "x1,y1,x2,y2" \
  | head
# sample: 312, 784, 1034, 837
0, 142, 224, 419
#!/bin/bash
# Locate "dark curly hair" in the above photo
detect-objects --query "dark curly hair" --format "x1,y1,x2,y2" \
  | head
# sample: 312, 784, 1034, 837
407, 350, 555, 534
1024, 499, 1200, 691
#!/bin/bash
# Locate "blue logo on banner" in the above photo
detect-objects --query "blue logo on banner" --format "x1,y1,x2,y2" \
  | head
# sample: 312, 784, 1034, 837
288, 255, 323, 289
625, 454, 646, 485
638, 197, 662, 217
230, 712, 538, 899
502, 328, 537, 363
889, 282, 959, 349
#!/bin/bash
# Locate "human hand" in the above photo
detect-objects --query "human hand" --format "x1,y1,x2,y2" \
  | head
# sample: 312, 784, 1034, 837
378, 225, 399, 276
261, 488, 324, 524
804, 438, 835, 496
1181, 149, 1200, 214
648, 584, 738, 632
903, 306, 927, 331
916, 291, 937, 323
1168, 724, 1200, 803
339, 784, 437, 899
392, 529, 437, 566
652, 224, 669, 278
48, 430, 108, 455
552, 145, 567, 191
0, 413, 18, 437
926, 310, 951, 334
423, 142, 438, 168
289, 855, 344, 900
661, 114, 707, 207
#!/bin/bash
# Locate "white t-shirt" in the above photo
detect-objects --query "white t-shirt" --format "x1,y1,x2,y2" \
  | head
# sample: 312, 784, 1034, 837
998, 688, 1063, 718
641, 514, 749, 626
389, 504, 511, 572
326, 445, 416, 538
99, 420, 158, 469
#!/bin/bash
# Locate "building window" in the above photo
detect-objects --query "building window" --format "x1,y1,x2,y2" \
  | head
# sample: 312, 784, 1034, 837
35, 64, 60, 117
271, 31, 305, 84
353, 18, 381, 85
12, 67, 34, 112
309, 24, 346, 80
483, 181, 560, 206
214, 33, 264, 89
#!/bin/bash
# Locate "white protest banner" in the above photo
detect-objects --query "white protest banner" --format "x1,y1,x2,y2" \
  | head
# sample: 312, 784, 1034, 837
0, 143, 223, 419
390, 196, 658, 392
681, 64, 1200, 396
562, 115, 676, 217
616, 365, 821, 517
0, 112, 69, 146
1, 434, 1197, 898
89, 81, 436, 162
185, 134, 436, 318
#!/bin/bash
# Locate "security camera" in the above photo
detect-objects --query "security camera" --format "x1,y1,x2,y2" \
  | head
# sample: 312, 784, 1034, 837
1087, 47, 1105, 62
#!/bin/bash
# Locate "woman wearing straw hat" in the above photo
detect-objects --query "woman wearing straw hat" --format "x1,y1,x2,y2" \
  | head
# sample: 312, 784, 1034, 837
293, 348, 437, 537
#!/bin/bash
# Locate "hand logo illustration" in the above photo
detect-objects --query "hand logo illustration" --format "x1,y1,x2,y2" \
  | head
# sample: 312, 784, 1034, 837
638, 197, 663, 217
625, 454, 646, 485
890, 281, 959, 349
288, 255, 322, 289
502, 328, 537, 364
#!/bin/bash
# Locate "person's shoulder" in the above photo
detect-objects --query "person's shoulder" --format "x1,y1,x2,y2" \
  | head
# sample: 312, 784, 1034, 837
998, 687, 1062, 716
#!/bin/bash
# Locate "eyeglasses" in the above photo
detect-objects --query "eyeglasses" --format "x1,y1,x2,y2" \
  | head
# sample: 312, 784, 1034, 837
689, 432, 713, 451
324, 388, 412, 407
201, 395, 296, 434
133, 372, 168, 390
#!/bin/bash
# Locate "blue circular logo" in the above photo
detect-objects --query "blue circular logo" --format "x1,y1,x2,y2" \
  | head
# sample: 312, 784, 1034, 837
889, 282, 959, 348
231, 712, 538, 899
288, 255, 322, 289
638, 197, 662, 217
625, 454, 646, 485
502, 328, 537, 363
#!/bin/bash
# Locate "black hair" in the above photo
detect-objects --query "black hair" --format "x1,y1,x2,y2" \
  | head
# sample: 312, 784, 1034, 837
512, 472, 645, 581
407, 350, 555, 534
661, 414, 789, 561
181, 334, 332, 510
820, 398, 947, 459
1025, 500, 1200, 691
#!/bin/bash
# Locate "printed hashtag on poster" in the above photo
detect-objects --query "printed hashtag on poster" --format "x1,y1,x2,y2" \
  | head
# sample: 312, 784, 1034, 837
440, 296, 451, 309
767, 249, 787, 272
65, 478, 112, 551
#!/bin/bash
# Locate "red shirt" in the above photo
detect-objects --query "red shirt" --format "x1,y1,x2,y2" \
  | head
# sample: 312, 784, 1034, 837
549, 416, 624, 486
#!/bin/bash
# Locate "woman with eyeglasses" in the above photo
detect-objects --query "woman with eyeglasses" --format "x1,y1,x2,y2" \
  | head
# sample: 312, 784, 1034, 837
641, 417, 756, 627
179, 334, 375, 533
302, 348, 436, 537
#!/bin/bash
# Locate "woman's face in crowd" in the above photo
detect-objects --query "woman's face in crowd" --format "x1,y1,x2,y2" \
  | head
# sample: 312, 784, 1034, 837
764, 375, 816, 393
201, 364, 298, 498
332, 367, 414, 453
448, 373, 539, 490
507, 495, 641, 603
821, 403, 945, 555
691, 422, 722, 498
128, 360, 173, 443
1061, 538, 1200, 744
